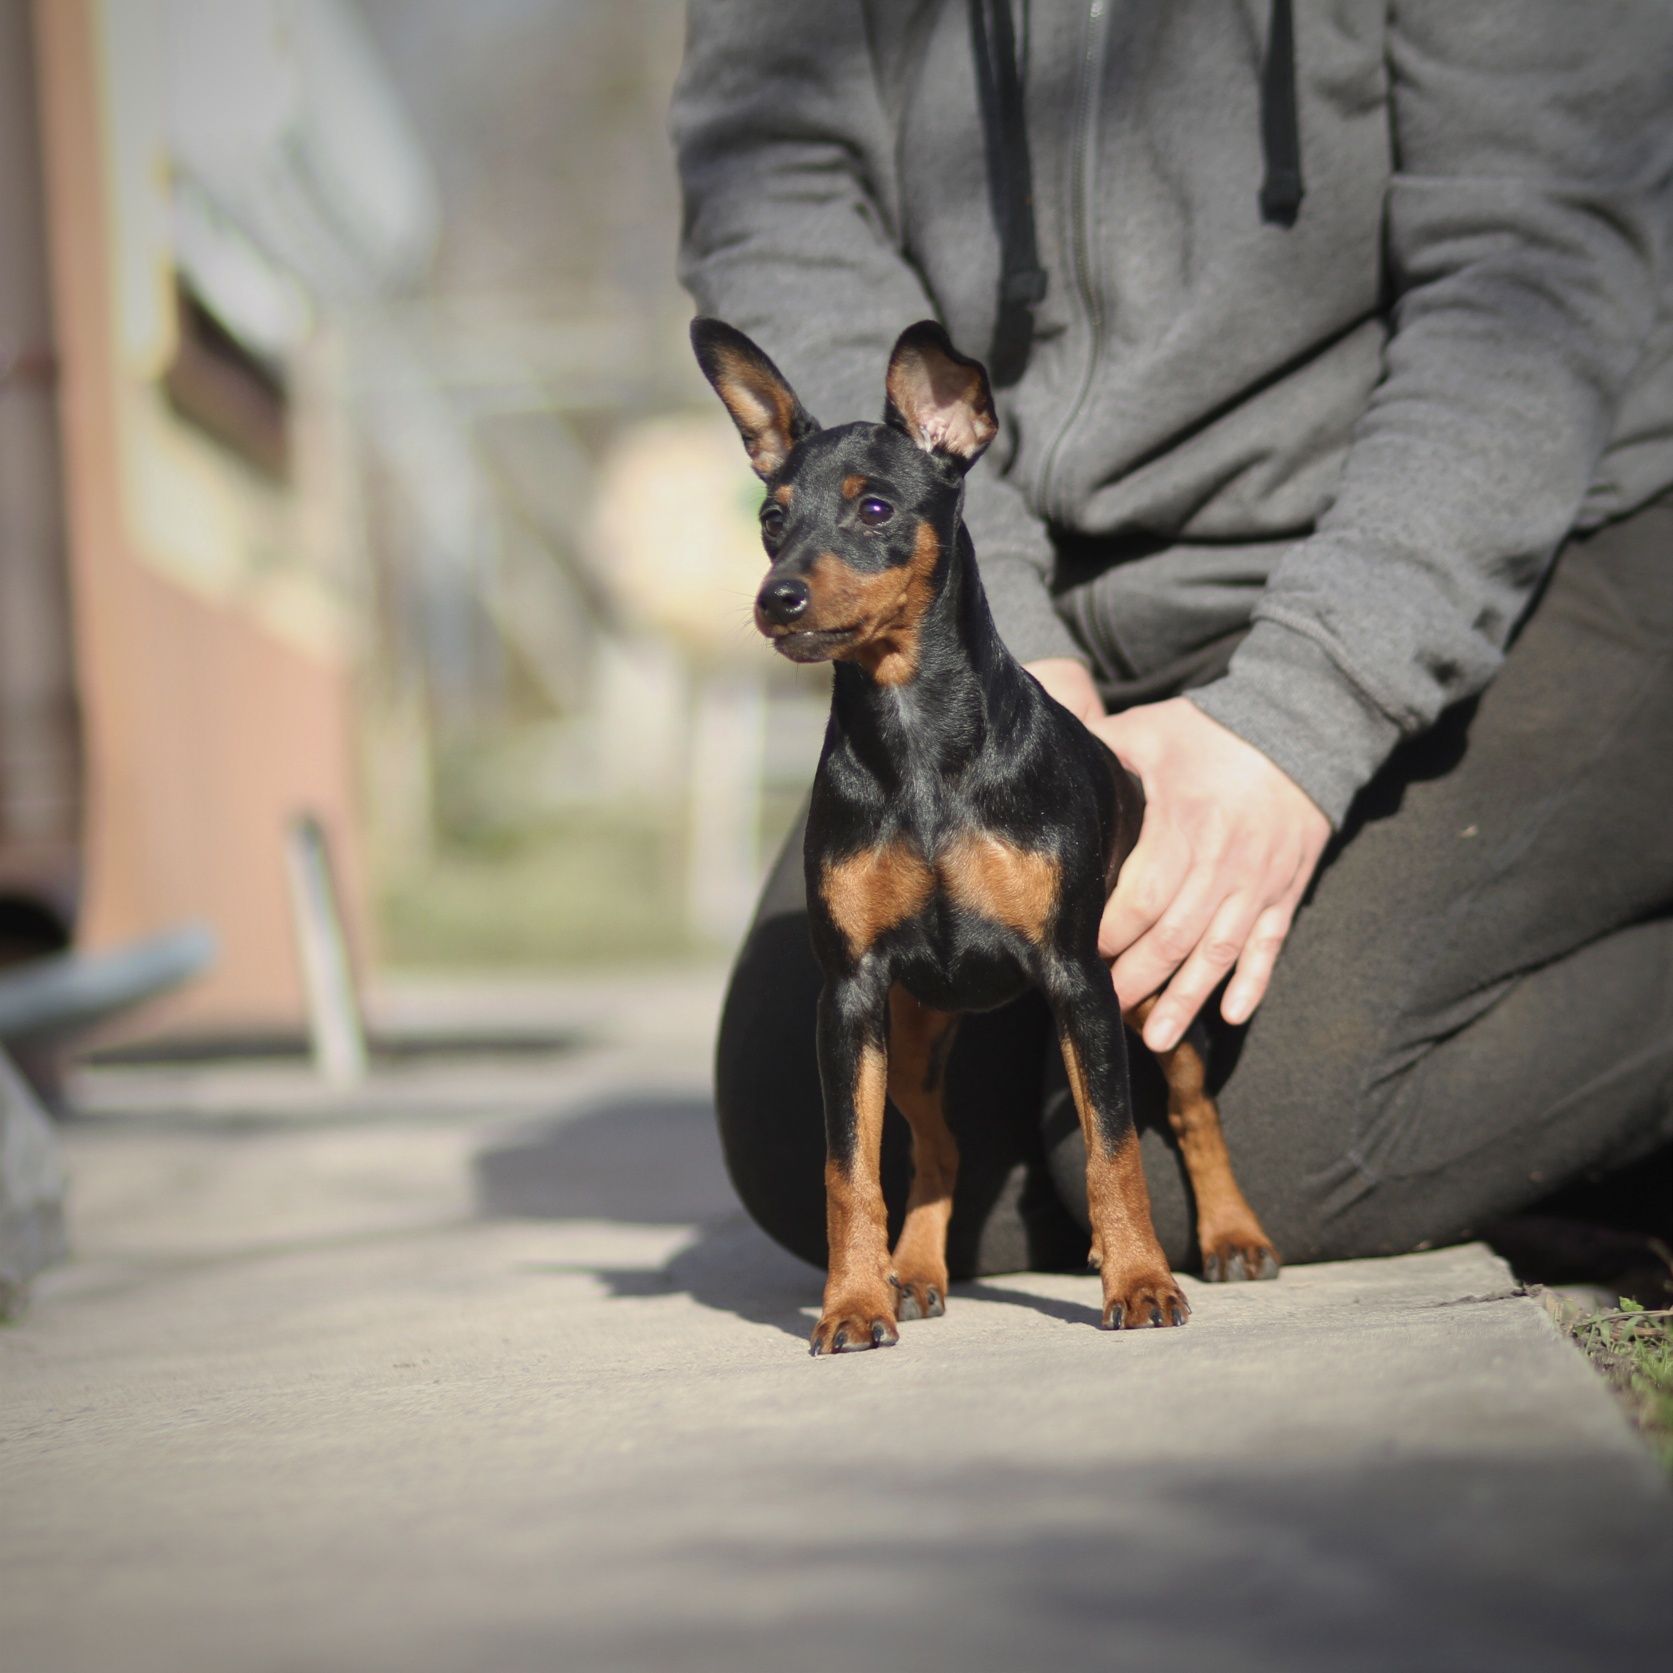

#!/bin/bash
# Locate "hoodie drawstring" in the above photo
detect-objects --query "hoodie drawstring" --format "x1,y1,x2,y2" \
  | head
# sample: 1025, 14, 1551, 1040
1259, 0, 1305, 225
972, 0, 1304, 383
969, 0, 1047, 388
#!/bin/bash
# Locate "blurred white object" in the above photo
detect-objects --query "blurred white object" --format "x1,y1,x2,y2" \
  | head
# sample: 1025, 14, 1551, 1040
590, 414, 798, 942
587, 412, 767, 666
284, 815, 369, 1088
162, 0, 439, 308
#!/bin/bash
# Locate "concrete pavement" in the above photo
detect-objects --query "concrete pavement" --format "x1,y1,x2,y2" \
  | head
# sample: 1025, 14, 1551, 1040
3, 967, 1668, 1672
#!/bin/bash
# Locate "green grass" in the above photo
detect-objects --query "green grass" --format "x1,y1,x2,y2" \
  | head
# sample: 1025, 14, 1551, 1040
1564, 1297, 1673, 1471
375, 807, 699, 969
373, 791, 806, 971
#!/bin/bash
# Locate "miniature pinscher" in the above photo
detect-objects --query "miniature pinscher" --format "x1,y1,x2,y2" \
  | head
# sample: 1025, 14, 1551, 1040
692, 317, 1280, 1355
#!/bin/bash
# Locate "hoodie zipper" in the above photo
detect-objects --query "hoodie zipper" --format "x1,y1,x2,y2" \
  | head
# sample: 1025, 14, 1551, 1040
1035, 0, 1111, 522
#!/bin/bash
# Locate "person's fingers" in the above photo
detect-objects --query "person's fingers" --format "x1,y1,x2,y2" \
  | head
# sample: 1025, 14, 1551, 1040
1090, 698, 1333, 1030
1097, 819, 1189, 962
1107, 861, 1224, 1013
1140, 890, 1263, 1051
1220, 895, 1301, 1026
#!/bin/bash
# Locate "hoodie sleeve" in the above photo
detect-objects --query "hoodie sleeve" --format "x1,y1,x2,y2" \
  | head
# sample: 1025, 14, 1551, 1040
671, 0, 1086, 667
1190, 4, 1673, 827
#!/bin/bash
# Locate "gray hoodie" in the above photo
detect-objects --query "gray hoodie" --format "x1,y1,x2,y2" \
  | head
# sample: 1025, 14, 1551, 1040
672, 1, 1673, 825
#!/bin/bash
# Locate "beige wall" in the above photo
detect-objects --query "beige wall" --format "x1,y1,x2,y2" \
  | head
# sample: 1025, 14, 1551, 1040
33, 0, 370, 1034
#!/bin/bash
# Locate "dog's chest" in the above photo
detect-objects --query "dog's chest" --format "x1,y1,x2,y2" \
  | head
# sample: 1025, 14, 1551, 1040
818, 825, 1061, 968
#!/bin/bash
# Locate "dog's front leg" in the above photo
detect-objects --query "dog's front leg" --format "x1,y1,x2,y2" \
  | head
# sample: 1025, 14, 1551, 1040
809, 972, 899, 1355
1048, 962, 1191, 1330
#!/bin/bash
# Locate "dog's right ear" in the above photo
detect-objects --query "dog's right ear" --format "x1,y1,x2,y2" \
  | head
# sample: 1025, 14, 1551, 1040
690, 319, 820, 480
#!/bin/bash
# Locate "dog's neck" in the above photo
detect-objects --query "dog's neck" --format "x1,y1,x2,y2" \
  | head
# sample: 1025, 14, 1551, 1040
830, 518, 1024, 786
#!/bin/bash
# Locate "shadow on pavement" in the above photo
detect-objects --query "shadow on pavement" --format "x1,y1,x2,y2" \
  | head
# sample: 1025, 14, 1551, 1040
473, 1093, 1115, 1341
512, 1451, 1672, 1673
473, 1093, 816, 1340
954, 1279, 1103, 1328
474, 1094, 736, 1226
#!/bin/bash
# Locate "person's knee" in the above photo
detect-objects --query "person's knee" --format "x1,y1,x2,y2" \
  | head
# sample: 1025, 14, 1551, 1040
713, 909, 829, 1269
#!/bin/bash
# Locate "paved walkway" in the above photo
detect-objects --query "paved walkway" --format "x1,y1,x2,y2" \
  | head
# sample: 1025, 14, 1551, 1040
3, 969, 1668, 1672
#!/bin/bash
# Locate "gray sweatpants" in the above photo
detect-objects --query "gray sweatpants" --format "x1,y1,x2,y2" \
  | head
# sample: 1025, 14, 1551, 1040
713, 498, 1673, 1275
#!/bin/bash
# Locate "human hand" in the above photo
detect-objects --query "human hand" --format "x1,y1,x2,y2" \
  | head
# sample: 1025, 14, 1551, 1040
1091, 698, 1330, 1052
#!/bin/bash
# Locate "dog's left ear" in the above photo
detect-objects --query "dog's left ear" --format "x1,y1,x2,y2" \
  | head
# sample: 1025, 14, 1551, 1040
884, 321, 997, 472
691, 318, 820, 480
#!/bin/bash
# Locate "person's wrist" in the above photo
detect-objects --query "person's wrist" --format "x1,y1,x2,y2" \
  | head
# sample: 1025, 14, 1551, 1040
1188, 622, 1402, 830
1024, 657, 1105, 725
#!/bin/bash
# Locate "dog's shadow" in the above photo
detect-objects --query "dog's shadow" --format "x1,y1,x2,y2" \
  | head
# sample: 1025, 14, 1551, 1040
472, 1094, 1100, 1341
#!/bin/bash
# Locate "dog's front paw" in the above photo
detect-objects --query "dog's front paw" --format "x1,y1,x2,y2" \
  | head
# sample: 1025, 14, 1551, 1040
809, 1291, 903, 1358
1201, 1230, 1281, 1283
1099, 1269, 1191, 1331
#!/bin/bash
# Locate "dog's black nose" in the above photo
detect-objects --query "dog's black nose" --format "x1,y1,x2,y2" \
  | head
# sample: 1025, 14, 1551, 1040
758, 576, 811, 626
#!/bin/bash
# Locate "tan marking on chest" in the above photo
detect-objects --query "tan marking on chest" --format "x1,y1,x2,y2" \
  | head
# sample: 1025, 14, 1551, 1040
821, 842, 935, 958
940, 833, 1060, 941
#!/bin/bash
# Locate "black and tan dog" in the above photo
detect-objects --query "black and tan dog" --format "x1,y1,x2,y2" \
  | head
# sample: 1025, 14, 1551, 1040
692, 317, 1279, 1355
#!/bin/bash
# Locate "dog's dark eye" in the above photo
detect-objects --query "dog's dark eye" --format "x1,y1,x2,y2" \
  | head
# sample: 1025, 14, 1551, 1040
759, 504, 785, 542
857, 497, 894, 528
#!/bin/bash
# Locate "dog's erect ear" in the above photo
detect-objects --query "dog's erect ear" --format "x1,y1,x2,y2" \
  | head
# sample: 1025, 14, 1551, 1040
690, 319, 820, 480
883, 321, 997, 472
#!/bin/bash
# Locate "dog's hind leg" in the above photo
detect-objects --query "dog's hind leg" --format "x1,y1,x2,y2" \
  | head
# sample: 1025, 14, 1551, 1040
1128, 997, 1281, 1282
885, 985, 960, 1321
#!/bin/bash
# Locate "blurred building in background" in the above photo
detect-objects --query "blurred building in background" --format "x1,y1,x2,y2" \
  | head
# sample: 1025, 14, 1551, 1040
0, 0, 822, 1045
